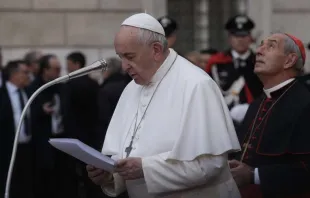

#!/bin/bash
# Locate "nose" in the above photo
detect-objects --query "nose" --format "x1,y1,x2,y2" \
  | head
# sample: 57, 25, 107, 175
121, 59, 130, 72
256, 44, 265, 56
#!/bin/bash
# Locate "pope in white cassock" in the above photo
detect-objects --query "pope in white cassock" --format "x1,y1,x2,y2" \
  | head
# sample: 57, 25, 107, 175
87, 13, 241, 198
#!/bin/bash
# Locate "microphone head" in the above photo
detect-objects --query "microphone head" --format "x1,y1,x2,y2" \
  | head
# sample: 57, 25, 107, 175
98, 59, 109, 71
67, 59, 109, 80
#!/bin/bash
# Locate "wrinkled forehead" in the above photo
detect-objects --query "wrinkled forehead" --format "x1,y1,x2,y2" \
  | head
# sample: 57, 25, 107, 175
115, 26, 143, 55
115, 26, 139, 43
263, 33, 286, 44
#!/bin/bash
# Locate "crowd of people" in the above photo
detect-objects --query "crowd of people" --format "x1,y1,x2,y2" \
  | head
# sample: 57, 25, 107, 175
1, 12, 310, 198
0, 51, 131, 198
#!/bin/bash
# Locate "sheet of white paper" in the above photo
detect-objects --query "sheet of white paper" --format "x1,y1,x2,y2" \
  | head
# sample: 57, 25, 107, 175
49, 138, 115, 173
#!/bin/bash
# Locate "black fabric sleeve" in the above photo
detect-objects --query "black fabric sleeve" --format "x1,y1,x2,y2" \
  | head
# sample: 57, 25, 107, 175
258, 155, 310, 197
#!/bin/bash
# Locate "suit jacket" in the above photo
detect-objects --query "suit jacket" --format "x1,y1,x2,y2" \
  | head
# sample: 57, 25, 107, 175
0, 86, 15, 195
61, 75, 99, 147
0, 70, 4, 87
27, 77, 61, 169
0, 84, 34, 196
95, 74, 131, 151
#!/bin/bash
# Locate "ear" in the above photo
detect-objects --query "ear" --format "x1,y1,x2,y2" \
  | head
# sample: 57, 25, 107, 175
152, 42, 164, 61
283, 53, 298, 69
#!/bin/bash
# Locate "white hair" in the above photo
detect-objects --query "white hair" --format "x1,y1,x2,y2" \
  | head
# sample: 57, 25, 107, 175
283, 35, 304, 74
137, 28, 168, 52
271, 31, 304, 74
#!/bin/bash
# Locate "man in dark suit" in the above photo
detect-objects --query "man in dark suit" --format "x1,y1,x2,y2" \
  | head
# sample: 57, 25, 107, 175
0, 60, 33, 198
62, 51, 99, 147
95, 57, 131, 151
27, 54, 63, 198
61, 51, 101, 198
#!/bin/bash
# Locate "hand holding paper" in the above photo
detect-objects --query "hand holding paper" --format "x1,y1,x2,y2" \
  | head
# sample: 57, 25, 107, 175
86, 165, 114, 185
115, 157, 144, 180
49, 138, 115, 173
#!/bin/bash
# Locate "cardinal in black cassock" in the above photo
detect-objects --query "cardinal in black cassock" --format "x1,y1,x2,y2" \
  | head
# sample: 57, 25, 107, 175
229, 33, 310, 198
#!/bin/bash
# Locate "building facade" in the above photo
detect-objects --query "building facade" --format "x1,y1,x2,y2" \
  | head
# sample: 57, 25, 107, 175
0, 0, 166, 74
248, 0, 310, 72
1, 0, 309, 73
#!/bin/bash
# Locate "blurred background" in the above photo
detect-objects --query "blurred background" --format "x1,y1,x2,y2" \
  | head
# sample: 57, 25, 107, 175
1, 0, 310, 73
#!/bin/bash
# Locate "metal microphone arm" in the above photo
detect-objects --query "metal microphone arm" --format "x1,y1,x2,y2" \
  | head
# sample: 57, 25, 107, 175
4, 59, 108, 198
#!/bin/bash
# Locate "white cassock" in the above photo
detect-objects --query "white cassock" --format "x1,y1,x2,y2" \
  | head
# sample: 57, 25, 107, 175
101, 49, 241, 198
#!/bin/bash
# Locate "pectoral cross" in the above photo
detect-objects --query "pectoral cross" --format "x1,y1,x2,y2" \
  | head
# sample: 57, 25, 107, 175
125, 139, 134, 158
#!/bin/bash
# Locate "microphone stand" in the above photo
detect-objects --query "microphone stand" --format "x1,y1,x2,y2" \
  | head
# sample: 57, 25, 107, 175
4, 59, 108, 198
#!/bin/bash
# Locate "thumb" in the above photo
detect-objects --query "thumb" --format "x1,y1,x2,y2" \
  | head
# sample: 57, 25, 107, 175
116, 159, 127, 167
229, 160, 241, 168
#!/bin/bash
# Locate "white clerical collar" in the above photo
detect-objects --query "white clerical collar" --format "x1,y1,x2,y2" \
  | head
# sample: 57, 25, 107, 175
231, 50, 251, 60
149, 48, 177, 84
263, 78, 295, 98
6, 81, 19, 94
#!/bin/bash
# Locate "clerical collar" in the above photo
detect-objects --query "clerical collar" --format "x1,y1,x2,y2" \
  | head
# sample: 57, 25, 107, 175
149, 48, 177, 84
263, 78, 295, 98
231, 50, 251, 60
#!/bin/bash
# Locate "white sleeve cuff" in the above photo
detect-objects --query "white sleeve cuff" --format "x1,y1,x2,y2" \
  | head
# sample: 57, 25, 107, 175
254, 168, 260, 184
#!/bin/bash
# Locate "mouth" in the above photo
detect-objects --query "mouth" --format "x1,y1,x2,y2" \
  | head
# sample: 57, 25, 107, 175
129, 73, 137, 78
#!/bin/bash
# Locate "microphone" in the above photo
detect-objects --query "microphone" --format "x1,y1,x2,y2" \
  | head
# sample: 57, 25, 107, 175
4, 59, 108, 198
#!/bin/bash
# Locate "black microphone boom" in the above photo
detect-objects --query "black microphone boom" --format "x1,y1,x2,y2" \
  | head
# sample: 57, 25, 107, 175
4, 59, 108, 198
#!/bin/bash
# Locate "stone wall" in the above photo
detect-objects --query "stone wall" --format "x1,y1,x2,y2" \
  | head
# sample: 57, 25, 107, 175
0, 0, 167, 74
248, 0, 310, 72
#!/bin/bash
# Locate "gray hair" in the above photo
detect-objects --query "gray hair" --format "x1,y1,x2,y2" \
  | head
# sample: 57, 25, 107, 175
106, 57, 123, 75
283, 34, 304, 74
24, 50, 41, 66
137, 28, 168, 52
271, 31, 304, 74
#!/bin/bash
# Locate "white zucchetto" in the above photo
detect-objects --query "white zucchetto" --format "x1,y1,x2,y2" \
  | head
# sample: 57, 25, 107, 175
121, 13, 165, 36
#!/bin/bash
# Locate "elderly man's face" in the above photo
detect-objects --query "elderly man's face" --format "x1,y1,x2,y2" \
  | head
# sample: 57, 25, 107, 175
114, 26, 160, 85
255, 33, 295, 76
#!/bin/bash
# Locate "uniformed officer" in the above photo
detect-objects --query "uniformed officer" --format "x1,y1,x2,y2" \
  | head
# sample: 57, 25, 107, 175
205, 15, 263, 125
158, 16, 178, 48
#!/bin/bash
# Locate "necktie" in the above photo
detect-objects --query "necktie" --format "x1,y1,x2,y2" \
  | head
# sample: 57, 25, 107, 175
235, 58, 245, 68
17, 89, 31, 136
